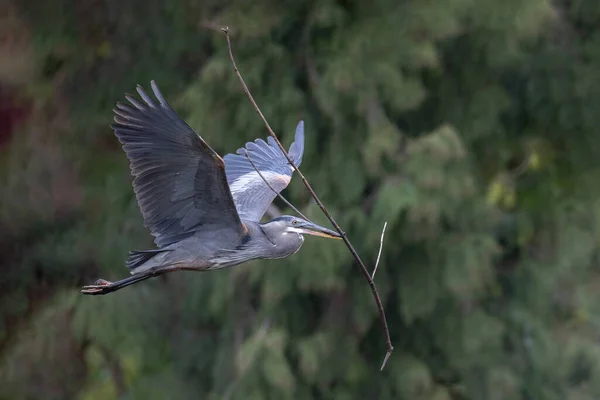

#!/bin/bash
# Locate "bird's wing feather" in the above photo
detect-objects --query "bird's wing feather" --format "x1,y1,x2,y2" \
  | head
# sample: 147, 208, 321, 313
113, 81, 246, 248
223, 121, 305, 222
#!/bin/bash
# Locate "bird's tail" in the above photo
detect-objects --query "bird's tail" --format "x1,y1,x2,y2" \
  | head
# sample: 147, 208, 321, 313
126, 248, 171, 271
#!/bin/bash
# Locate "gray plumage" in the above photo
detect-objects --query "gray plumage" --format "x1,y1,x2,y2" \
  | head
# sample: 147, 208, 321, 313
81, 81, 340, 295
224, 122, 304, 222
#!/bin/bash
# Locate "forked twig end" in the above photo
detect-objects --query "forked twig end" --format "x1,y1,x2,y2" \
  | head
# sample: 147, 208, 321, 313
371, 222, 388, 279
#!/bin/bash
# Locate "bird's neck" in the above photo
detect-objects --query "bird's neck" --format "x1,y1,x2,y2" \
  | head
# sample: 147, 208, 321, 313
255, 223, 304, 259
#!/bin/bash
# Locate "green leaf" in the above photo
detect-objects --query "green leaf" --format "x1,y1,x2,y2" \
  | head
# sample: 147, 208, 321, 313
372, 178, 419, 226
394, 354, 434, 399
262, 344, 295, 392
398, 261, 440, 324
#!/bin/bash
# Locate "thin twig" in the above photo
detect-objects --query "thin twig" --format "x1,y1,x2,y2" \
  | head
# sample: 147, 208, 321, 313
221, 27, 394, 370
371, 222, 388, 279
243, 150, 311, 221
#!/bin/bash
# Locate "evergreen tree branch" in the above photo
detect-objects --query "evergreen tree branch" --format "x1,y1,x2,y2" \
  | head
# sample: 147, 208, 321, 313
223, 317, 271, 400
222, 27, 394, 370
98, 344, 126, 396
372, 222, 388, 279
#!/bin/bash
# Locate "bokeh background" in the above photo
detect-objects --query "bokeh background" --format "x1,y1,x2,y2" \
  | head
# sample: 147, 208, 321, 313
2, 0, 600, 399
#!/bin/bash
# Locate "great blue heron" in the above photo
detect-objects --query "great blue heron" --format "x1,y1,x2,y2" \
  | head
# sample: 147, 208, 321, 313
81, 81, 340, 295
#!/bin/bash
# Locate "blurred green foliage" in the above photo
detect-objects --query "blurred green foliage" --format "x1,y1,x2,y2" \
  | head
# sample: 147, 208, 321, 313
3, 0, 600, 399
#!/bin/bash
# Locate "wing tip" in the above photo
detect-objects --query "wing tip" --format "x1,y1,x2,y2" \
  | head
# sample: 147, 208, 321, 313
288, 120, 305, 166
121, 81, 166, 111
295, 120, 304, 140
150, 80, 167, 106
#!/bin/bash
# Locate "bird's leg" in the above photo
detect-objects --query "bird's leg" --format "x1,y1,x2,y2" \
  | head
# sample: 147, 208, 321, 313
80, 273, 156, 295
80, 265, 184, 295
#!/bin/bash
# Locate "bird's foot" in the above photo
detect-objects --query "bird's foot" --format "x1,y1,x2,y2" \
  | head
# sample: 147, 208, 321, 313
80, 279, 114, 295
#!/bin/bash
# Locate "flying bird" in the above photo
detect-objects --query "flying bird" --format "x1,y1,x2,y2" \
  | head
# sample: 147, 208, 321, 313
81, 81, 340, 295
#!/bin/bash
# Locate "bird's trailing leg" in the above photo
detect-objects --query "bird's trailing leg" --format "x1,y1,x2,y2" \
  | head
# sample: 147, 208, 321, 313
81, 274, 155, 295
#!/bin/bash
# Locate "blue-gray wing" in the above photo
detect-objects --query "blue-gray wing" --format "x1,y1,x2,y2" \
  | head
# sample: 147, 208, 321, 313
112, 81, 246, 248
223, 121, 305, 222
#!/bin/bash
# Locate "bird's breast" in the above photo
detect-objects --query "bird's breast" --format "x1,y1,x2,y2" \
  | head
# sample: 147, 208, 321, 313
263, 233, 304, 260
290, 235, 304, 255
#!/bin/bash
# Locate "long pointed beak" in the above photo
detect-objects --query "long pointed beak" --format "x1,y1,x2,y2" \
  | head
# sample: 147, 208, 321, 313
299, 222, 342, 239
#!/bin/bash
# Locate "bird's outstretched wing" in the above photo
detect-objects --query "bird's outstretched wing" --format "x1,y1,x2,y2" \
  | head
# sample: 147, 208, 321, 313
113, 81, 246, 248
223, 121, 305, 222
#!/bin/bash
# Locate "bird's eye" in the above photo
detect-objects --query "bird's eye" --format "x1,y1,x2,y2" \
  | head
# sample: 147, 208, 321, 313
292, 220, 298, 225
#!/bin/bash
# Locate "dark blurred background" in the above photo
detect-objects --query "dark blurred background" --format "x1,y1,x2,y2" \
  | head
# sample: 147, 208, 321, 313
2, 0, 600, 399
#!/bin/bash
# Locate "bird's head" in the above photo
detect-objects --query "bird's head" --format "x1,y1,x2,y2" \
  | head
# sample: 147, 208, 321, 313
267, 216, 342, 239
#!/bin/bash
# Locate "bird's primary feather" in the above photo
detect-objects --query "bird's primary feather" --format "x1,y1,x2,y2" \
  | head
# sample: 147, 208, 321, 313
112, 81, 247, 248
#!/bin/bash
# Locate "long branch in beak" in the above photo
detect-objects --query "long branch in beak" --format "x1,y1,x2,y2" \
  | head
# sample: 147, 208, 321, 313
299, 222, 342, 239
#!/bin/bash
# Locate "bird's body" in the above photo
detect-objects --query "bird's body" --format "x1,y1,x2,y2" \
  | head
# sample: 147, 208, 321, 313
128, 217, 305, 275
81, 81, 339, 295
